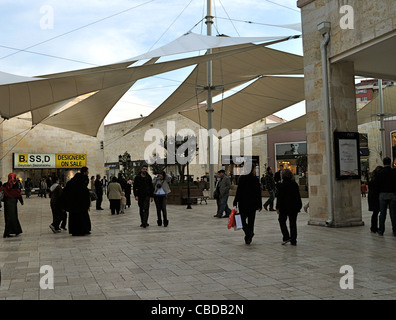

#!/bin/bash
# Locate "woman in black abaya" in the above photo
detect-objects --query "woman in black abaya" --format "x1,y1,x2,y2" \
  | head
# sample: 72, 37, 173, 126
62, 172, 91, 236
2, 173, 24, 238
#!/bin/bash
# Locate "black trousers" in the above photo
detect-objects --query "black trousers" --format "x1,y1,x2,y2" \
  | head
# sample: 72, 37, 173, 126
154, 196, 167, 222
370, 210, 379, 233
138, 196, 151, 226
50, 203, 63, 230
109, 199, 120, 215
96, 192, 103, 209
240, 209, 256, 239
278, 211, 298, 244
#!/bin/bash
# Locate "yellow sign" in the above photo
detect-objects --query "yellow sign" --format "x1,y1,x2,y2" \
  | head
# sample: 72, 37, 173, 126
55, 154, 87, 168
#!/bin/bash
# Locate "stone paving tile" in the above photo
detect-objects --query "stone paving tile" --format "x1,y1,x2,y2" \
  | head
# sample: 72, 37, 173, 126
0, 195, 396, 301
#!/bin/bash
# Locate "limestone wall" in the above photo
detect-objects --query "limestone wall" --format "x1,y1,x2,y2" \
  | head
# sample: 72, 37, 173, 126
296, 0, 396, 226
0, 116, 105, 182
104, 113, 272, 179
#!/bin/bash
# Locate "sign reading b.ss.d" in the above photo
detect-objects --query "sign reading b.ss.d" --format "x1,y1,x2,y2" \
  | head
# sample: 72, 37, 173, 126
13, 153, 87, 169
14, 153, 55, 168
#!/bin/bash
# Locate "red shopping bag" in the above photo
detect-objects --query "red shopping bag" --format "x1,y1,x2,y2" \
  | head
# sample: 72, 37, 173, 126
227, 207, 237, 229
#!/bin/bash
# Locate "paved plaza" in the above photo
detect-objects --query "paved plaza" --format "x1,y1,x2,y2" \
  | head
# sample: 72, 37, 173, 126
0, 194, 395, 301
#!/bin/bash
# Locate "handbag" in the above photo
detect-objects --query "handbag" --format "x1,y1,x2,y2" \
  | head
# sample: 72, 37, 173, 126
89, 190, 98, 201
227, 207, 238, 230
234, 213, 243, 230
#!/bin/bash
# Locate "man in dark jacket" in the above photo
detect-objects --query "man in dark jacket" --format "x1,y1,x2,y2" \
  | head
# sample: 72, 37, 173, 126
214, 169, 232, 218
375, 157, 396, 236
263, 167, 276, 211
133, 165, 154, 228
233, 165, 262, 245
94, 174, 104, 210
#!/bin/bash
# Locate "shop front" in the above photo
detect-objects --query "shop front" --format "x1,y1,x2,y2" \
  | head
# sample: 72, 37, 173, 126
221, 155, 260, 184
13, 153, 87, 188
274, 142, 307, 176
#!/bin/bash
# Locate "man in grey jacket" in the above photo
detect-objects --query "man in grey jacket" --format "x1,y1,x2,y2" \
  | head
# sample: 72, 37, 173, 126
214, 169, 232, 218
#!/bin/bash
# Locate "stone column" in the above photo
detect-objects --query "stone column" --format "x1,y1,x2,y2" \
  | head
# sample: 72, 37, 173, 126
299, 0, 363, 227
328, 61, 363, 227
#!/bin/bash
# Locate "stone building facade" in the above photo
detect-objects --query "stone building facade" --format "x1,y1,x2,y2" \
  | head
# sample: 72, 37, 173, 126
297, 0, 396, 226
104, 113, 282, 182
0, 115, 105, 188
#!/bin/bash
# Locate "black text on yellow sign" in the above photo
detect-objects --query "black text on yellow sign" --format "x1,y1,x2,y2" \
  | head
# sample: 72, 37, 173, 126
55, 154, 87, 168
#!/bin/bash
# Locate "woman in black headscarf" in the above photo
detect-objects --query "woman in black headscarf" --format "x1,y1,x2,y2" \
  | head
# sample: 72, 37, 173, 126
1, 173, 24, 238
62, 171, 91, 236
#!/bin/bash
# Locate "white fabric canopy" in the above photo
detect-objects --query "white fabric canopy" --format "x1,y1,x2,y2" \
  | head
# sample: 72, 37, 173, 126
253, 114, 307, 135
180, 76, 305, 132
125, 45, 304, 135
252, 86, 396, 136
130, 32, 299, 61
357, 85, 396, 124
0, 43, 265, 121
1, 32, 303, 137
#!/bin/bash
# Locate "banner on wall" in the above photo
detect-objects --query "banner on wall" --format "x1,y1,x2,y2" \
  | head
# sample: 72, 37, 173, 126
13, 153, 86, 169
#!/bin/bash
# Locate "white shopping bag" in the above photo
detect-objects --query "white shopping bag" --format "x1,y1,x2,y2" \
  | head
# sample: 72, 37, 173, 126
234, 213, 243, 230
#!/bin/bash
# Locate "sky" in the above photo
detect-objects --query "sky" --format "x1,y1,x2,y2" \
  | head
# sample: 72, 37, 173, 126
0, 0, 304, 125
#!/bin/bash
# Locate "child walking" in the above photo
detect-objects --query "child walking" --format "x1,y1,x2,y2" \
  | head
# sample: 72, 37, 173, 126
120, 191, 127, 214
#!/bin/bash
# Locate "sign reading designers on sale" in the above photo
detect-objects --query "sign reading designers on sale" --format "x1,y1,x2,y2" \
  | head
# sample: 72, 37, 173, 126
13, 153, 86, 169
55, 154, 86, 168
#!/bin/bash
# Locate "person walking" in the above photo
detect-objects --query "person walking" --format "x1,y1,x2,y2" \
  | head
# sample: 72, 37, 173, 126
263, 166, 276, 211
125, 180, 132, 208
133, 165, 154, 228
40, 178, 47, 198
1, 173, 24, 238
102, 176, 108, 196
94, 174, 104, 210
276, 169, 302, 246
49, 177, 64, 233
120, 191, 127, 214
367, 166, 383, 233
274, 164, 284, 185
107, 176, 122, 215
375, 157, 396, 236
233, 165, 262, 245
213, 169, 232, 218
61, 167, 91, 236
24, 177, 33, 198
152, 171, 171, 227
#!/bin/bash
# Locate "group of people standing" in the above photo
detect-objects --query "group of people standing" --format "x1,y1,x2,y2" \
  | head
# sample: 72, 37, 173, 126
133, 165, 171, 228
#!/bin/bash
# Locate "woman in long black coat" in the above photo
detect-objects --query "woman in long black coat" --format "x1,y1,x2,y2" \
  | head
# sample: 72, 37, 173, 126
367, 166, 383, 233
62, 172, 91, 236
233, 166, 262, 245
276, 169, 302, 246
1, 173, 24, 238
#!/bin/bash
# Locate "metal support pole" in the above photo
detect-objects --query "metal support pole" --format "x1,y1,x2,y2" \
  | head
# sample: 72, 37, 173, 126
205, 0, 215, 199
186, 161, 192, 209
378, 79, 386, 158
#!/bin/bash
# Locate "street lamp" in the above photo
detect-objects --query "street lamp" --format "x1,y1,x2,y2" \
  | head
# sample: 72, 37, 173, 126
186, 155, 192, 209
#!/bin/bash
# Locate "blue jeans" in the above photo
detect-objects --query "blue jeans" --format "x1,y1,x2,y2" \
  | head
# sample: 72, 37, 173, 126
217, 193, 231, 217
264, 190, 275, 210
378, 193, 396, 235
